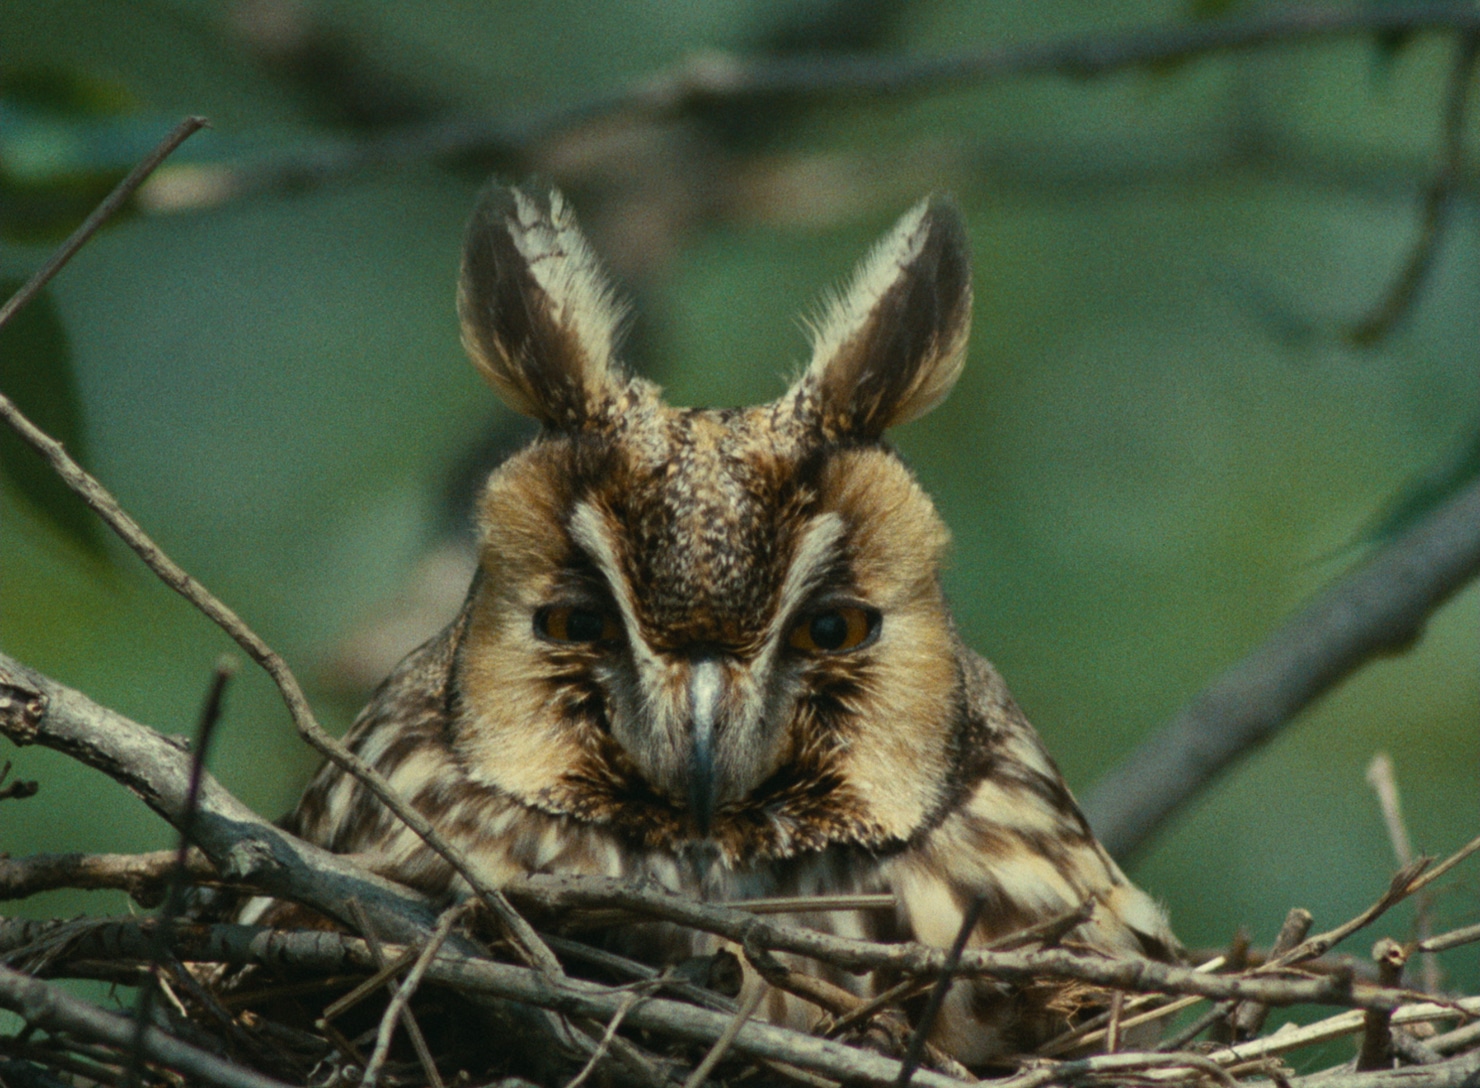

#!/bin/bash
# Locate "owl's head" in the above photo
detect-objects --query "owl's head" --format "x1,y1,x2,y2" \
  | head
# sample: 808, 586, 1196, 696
452, 186, 974, 859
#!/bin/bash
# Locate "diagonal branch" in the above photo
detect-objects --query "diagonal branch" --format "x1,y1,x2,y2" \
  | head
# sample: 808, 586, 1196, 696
1083, 476, 1480, 858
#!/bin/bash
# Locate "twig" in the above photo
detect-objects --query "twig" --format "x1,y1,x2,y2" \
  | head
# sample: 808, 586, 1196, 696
1231, 908, 1314, 1042
1155, 1000, 1232, 1052
0, 761, 38, 801
1418, 922, 1480, 954
995, 1049, 1242, 1088
0, 117, 207, 332
1103, 991, 1125, 1054
564, 990, 646, 1088
125, 656, 234, 1088
0, 849, 221, 906
682, 983, 768, 1088
895, 895, 985, 1088
1202, 995, 1480, 1065
1347, 32, 1480, 346
1084, 476, 1480, 857
360, 902, 468, 1088
1359, 938, 1409, 1071
0, 962, 289, 1088
505, 874, 1406, 1011
0, 650, 449, 943
1365, 755, 1441, 993
0, 378, 556, 974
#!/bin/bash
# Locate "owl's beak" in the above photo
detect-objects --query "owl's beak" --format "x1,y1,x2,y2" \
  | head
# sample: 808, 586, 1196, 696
686, 657, 723, 836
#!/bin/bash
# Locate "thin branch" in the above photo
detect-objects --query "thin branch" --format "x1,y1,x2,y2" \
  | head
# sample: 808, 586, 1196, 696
1347, 32, 1480, 346
0, 346, 556, 977
1366, 755, 1441, 993
0, 963, 289, 1088
185, 6, 1480, 204
0, 761, 38, 801
1084, 476, 1480, 857
1231, 907, 1313, 1040
0, 116, 207, 332
360, 902, 466, 1088
896, 896, 986, 1088
502, 873, 1415, 1012
681, 984, 768, 1088
126, 656, 235, 1088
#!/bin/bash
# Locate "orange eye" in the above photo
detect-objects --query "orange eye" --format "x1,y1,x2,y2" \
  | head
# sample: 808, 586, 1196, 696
536, 605, 621, 645
788, 606, 879, 653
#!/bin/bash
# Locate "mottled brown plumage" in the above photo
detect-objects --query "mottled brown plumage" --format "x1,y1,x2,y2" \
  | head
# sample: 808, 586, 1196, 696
284, 185, 1179, 1064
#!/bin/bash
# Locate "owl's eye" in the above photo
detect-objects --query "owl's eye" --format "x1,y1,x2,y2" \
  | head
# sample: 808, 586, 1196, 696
788, 606, 880, 654
536, 605, 621, 645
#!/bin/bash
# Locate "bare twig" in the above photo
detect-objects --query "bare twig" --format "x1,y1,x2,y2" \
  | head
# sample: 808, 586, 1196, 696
505, 873, 1412, 1012
0, 849, 221, 906
0, 117, 207, 332
1358, 939, 1409, 1071
995, 1049, 1243, 1088
126, 656, 235, 1088
0, 761, 38, 801
1365, 755, 1441, 993
0, 389, 556, 977
1419, 922, 1480, 954
360, 902, 466, 1088
1084, 476, 1480, 857
896, 896, 985, 1088
682, 983, 768, 1088
563, 990, 646, 1088
0, 650, 446, 944
1232, 908, 1313, 1040
0, 963, 289, 1088
1347, 32, 1480, 346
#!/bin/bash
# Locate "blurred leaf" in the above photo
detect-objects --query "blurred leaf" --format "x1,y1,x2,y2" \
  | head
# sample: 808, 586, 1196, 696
0, 66, 135, 117
0, 279, 109, 562
0, 66, 136, 242
1363, 423, 1480, 545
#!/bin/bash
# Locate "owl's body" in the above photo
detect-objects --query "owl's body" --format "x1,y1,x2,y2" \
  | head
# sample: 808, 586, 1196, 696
288, 187, 1177, 1064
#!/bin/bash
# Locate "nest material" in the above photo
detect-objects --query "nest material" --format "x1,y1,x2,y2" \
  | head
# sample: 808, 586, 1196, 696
1, 841, 1478, 1088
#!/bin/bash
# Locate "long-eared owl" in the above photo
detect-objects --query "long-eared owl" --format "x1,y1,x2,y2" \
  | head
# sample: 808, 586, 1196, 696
287, 185, 1179, 1065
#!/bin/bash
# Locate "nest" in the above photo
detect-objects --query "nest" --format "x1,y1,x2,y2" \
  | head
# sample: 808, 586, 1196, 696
0, 718, 1477, 1088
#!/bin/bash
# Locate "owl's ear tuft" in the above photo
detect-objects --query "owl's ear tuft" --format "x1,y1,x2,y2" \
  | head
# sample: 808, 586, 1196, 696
795, 196, 972, 440
458, 185, 627, 429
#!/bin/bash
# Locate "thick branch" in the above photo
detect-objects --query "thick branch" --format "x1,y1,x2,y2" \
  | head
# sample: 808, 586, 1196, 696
1084, 476, 1480, 857
0, 651, 439, 944
0, 849, 219, 907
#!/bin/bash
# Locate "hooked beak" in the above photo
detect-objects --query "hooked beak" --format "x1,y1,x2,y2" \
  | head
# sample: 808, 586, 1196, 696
686, 657, 723, 836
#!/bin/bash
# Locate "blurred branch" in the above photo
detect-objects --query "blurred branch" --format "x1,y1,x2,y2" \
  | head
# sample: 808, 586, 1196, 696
162, 4, 1480, 206
1347, 32, 1480, 346
1083, 476, 1480, 858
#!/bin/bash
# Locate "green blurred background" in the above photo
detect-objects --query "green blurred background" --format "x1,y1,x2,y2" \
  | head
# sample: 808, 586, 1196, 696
1, 0, 1476, 1020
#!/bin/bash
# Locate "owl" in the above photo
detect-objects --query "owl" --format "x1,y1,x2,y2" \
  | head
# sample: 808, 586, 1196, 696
285, 185, 1179, 1066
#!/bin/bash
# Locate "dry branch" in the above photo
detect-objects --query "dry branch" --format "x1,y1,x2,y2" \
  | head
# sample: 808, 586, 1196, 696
1084, 476, 1480, 856
0, 964, 288, 1088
